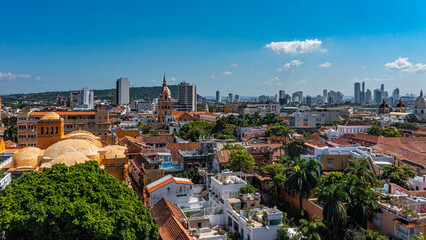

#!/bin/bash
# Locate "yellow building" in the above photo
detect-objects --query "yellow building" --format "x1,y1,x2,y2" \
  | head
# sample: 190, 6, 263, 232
9, 112, 129, 183
157, 75, 172, 124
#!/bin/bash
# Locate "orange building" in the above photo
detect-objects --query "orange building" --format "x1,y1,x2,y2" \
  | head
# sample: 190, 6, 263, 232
157, 75, 172, 124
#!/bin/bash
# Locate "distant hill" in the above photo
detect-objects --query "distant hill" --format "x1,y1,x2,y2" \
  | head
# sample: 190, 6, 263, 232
1, 85, 204, 104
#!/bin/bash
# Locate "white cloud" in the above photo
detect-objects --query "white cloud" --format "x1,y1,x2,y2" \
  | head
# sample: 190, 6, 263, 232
265, 77, 282, 86
278, 60, 304, 73
0, 71, 32, 80
151, 80, 156, 83
230, 63, 238, 68
385, 57, 426, 73
351, 75, 394, 83
297, 80, 307, 85
35, 76, 42, 81
169, 77, 177, 82
222, 71, 232, 75
318, 62, 332, 68
265, 39, 326, 55
361, 66, 366, 69
210, 75, 215, 79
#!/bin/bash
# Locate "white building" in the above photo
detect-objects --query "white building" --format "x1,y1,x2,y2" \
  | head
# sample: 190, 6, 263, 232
291, 110, 342, 127
145, 174, 194, 207
175, 81, 197, 112
336, 120, 371, 137
77, 87, 94, 109
116, 77, 130, 105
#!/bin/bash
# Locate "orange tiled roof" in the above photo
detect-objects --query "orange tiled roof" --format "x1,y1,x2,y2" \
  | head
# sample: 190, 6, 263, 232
166, 142, 200, 162
150, 198, 193, 240
217, 150, 232, 163
372, 137, 426, 166
142, 135, 175, 144
30, 111, 96, 116
171, 110, 186, 118
147, 175, 193, 193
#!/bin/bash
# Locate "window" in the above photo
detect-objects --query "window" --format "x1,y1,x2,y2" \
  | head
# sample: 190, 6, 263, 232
270, 219, 281, 225
327, 159, 334, 168
340, 158, 345, 168
228, 216, 232, 227
40, 127, 44, 134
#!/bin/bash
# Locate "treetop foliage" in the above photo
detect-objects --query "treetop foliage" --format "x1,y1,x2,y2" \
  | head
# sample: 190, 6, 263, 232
0, 161, 159, 240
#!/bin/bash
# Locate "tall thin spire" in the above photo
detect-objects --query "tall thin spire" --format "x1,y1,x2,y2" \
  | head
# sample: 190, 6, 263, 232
163, 74, 166, 86
421, 89, 423, 97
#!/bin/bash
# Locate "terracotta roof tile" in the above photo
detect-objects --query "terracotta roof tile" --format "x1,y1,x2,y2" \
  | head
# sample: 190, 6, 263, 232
166, 143, 200, 162
146, 175, 193, 193
217, 150, 232, 164
150, 198, 193, 240
142, 135, 175, 144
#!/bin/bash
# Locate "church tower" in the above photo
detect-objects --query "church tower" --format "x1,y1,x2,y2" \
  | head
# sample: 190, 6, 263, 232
37, 112, 64, 149
157, 75, 172, 124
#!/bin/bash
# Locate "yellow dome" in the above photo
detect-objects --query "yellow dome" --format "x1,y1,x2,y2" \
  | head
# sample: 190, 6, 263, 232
44, 139, 100, 160
40, 112, 61, 121
65, 130, 102, 147
103, 145, 127, 159
52, 153, 90, 167
12, 147, 43, 168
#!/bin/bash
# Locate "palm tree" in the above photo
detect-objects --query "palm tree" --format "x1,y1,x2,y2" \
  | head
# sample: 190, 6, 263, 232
344, 159, 376, 186
344, 175, 380, 228
298, 216, 325, 240
4, 124, 17, 142
285, 158, 322, 209
364, 230, 387, 240
318, 184, 349, 240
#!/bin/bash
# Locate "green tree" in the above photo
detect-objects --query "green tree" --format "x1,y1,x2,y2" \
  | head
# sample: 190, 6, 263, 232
175, 168, 200, 184
225, 150, 257, 173
318, 184, 349, 240
285, 139, 306, 160
382, 127, 402, 137
0, 161, 159, 240
298, 216, 325, 240
344, 159, 376, 186
222, 143, 245, 150
276, 225, 301, 240
240, 184, 258, 194
344, 175, 380, 228
319, 172, 347, 189
4, 124, 17, 142
179, 121, 215, 142
382, 164, 416, 188
364, 230, 387, 240
411, 235, 426, 240
265, 125, 292, 138
285, 158, 322, 209
367, 125, 382, 136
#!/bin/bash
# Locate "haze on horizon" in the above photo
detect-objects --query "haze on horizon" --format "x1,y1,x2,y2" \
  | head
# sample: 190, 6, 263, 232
0, 0, 425, 97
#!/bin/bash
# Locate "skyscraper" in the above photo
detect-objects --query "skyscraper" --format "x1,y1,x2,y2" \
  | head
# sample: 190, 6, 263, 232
216, 91, 221, 103
323, 89, 328, 103
228, 93, 233, 103
392, 88, 400, 105
374, 89, 382, 105
279, 90, 285, 100
177, 81, 196, 112
366, 89, 372, 104
306, 96, 312, 106
361, 81, 365, 104
116, 77, 130, 105
235, 94, 240, 103
354, 82, 361, 104
380, 84, 385, 100
78, 87, 94, 109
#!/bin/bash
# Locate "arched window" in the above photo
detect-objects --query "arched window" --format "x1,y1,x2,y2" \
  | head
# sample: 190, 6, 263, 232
45, 127, 49, 134
55, 127, 58, 134
40, 127, 44, 134
50, 127, 54, 134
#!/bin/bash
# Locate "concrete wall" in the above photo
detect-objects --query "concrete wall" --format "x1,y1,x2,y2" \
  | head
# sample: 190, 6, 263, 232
280, 189, 323, 219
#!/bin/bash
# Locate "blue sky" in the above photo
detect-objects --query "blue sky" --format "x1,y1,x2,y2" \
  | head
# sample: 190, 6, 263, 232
1, 0, 426, 97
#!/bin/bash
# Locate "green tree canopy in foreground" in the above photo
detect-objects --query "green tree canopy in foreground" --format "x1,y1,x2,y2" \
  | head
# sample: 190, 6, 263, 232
225, 150, 257, 173
0, 161, 159, 240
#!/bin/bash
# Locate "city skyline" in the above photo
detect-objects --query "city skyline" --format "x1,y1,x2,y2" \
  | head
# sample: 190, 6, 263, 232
1, 1, 426, 96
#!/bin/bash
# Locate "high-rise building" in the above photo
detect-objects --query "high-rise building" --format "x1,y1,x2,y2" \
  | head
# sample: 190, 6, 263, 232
176, 81, 196, 112
292, 91, 303, 104
69, 91, 79, 107
306, 96, 312, 106
354, 82, 361, 104
235, 94, 240, 103
216, 91, 221, 103
228, 93, 233, 103
279, 90, 285, 100
323, 89, 328, 103
116, 77, 130, 105
366, 89, 372, 104
361, 81, 365, 104
77, 87, 95, 109
392, 88, 400, 105
380, 84, 385, 100
374, 89, 382, 105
